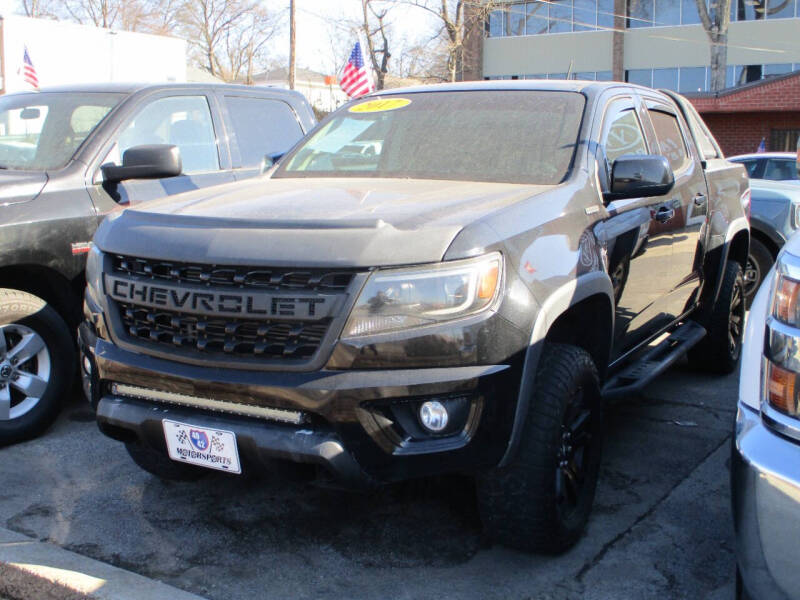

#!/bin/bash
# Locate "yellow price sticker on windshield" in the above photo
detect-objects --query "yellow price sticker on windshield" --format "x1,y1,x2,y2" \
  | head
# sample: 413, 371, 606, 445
349, 98, 411, 113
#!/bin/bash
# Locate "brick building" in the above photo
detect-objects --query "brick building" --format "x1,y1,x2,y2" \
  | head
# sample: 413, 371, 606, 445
685, 71, 800, 157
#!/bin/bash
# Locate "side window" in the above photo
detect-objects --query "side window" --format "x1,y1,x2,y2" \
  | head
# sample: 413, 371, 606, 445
739, 160, 760, 178
648, 110, 690, 172
224, 96, 304, 168
764, 159, 798, 181
684, 107, 719, 160
117, 95, 219, 174
603, 105, 648, 163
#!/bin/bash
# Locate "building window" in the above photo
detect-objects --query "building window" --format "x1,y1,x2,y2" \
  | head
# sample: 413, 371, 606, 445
770, 129, 800, 152
489, 9, 504, 36
678, 67, 706, 92
507, 2, 527, 35
655, 0, 681, 25
626, 69, 652, 86
653, 68, 679, 90
627, 0, 654, 27
574, 0, 598, 29
549, 0, 573, 32
731, 0, 797, 21
527, 1, 549, 33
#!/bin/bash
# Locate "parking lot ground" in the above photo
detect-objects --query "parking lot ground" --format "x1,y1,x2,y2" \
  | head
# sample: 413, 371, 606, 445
0, 359, 738, 600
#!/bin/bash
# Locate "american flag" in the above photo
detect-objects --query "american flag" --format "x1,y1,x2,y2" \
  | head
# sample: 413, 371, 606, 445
22, 47, 38, 89
339, 41, 373, 99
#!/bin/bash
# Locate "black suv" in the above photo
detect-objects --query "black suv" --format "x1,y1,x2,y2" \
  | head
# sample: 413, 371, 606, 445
0, 83, 315, 444
81, 81, 749, 552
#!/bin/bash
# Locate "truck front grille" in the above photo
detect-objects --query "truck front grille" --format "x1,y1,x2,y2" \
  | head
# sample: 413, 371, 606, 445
112, 255, 355, 292
118, 302, 330, 359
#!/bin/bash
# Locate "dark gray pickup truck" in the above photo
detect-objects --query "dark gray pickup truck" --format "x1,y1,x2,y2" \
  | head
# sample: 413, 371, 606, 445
0, 83, 315, 445
79, 81, 749, 553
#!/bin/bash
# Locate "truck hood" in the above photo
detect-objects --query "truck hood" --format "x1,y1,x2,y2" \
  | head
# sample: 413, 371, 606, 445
0, 171, 48, 207
94, 177, 554, 267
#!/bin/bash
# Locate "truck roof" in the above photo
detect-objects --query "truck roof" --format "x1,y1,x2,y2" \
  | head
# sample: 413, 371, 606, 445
5, 82, 309, 102
363, 79, 656, 97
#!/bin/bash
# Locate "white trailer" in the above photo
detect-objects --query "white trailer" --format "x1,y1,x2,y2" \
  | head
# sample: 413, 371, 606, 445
0, 15, 186, 94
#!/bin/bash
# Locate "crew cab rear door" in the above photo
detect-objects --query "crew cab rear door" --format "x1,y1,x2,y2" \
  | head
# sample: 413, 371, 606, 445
594, 96, 680, 357
216, 92, 308, 180
639, 95, 708, 318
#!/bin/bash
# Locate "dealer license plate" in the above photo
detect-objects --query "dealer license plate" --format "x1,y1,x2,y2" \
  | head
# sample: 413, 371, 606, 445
162, 419, 241, 474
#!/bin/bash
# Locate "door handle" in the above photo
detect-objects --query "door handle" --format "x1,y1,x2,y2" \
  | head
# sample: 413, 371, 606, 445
693, 193, 707, 207
655, 206, 675, 223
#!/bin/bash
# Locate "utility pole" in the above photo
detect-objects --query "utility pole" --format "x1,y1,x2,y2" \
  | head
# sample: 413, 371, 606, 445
289, 0, 296, 90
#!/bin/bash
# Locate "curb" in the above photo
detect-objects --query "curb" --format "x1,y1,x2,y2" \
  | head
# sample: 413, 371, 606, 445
0, 527, 206, 600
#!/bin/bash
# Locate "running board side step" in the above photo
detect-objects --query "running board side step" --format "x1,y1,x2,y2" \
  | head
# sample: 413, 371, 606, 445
602, 322, 706, 399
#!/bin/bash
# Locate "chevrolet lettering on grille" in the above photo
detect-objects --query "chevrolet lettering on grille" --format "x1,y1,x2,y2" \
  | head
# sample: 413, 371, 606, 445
104, 275, 339, 320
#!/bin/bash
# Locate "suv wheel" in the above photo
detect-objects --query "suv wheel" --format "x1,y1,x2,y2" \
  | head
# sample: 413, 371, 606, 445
689, 261, 745, 374
0, 289, 74, 445
126, 442, 207, 481
743, 238, 773, 308
476, 343, 603, 554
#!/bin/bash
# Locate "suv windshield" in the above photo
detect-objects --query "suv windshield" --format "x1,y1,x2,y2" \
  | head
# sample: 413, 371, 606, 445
277, 90, 585, 185
0, 92, 124, 171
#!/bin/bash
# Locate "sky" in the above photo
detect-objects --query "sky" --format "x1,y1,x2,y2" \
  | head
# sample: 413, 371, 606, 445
0, 0, 437, 77
285, 0, 436, 75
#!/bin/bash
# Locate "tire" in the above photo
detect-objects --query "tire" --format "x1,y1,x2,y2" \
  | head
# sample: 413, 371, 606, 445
689, 261, 745, 375
125, 442, 207, 482
476, 343, 604, 554
0, 289, 75, 446
743, 238, 773, 309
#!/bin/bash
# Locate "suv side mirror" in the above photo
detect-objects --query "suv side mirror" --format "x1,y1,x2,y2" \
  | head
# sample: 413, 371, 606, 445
260, 151, 285, 174
101, 144, 182, 183
604, 154, 675, 202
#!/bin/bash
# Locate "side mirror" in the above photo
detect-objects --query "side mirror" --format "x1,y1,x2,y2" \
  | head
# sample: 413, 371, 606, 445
604, 154, 675, 202
260, 151, 285, 174
101, 144, 182, 183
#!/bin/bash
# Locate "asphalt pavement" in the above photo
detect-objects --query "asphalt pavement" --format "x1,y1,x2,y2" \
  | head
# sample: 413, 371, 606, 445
0, 359, 738, 600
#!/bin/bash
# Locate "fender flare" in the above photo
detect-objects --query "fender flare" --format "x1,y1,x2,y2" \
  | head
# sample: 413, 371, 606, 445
711, 217, 750, 306
498, 271, 614, 467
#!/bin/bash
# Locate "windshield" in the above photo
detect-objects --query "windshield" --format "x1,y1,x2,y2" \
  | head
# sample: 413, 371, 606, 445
0, 92, 124, 171
277, 90, 585, 185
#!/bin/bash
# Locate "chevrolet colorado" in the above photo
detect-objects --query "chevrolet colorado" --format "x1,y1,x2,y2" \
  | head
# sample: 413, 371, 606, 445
80, 81, 749, 553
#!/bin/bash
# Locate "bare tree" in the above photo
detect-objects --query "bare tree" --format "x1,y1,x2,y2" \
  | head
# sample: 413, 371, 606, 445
361, 0, 391, 90
695, 0, 731, 92
402, 0, 496, 82
20, 0, 58, 17
179, 0, 280, 82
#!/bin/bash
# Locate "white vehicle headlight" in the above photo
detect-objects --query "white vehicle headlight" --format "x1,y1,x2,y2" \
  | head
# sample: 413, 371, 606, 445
761, 253, 800, 418
342, 253, 502, 338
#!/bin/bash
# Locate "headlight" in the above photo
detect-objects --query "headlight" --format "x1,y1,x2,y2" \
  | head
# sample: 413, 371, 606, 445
342, 253, 502, 338
763, 253, 800, 417
792, 201, 800, 230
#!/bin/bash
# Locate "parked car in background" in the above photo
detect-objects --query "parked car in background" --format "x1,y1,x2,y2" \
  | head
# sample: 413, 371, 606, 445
0, 83, 316, 445
733, 230, 800, 600
730, 153, 800, 305
730, 152, 799, 184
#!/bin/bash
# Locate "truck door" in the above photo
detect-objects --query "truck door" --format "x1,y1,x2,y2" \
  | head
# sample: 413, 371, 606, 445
218, 94, 307, 180
641, 100, 707, 320
594, 97, 677, 358
87, 92, 235, 212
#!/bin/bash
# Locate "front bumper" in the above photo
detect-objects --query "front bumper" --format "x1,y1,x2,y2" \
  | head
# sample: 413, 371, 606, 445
732, 401, 800, 600
82, 327, 521, 483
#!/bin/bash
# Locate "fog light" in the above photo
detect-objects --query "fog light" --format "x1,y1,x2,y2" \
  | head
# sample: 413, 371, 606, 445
419, 400, 448, 432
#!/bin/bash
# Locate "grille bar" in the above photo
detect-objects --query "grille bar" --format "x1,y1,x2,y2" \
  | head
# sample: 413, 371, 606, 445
118, 301, 329, 359
112, 255, 354, 292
